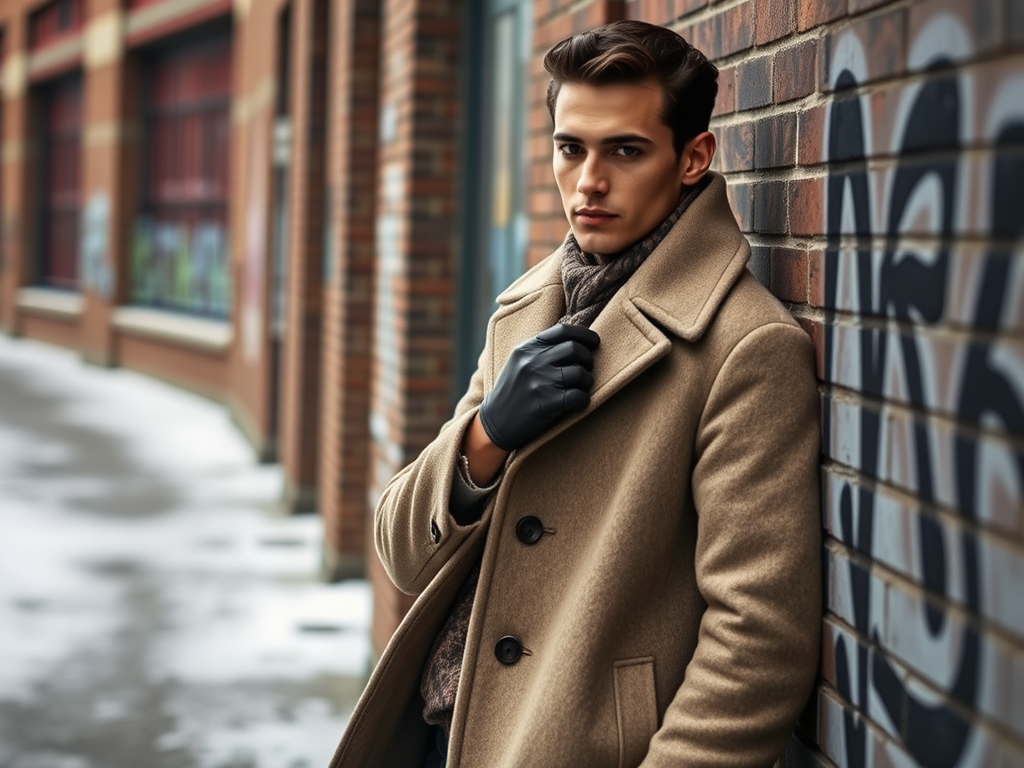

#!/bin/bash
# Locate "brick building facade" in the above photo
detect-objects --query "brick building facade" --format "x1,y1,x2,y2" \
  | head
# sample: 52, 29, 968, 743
0, 0, 1020, 764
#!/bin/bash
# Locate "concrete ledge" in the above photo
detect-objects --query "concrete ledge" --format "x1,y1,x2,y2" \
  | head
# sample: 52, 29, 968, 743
28, 36, 83, 81
283, 479, 318, 515
17, 288, 84, 320
321, 540, 366, 583
112, 306, 231, 354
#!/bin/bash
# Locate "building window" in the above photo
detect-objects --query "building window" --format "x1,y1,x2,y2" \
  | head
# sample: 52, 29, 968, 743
458, 0, 533, 388
37, 73, 83, 291
132, 32, 233, 317
29, 0, 84, 50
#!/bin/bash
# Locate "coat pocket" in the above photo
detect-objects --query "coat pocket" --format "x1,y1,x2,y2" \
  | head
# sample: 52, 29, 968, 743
613, 656, 658, 768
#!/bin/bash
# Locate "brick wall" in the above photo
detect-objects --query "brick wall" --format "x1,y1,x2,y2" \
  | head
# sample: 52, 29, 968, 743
318, 0, 380, 579
366, 0, 466, 653
278, 0, 328, 514
226, 0, 282, 459
1, 11, 34, 333
359, 6, 1023, 762
584, 0, 1022, 765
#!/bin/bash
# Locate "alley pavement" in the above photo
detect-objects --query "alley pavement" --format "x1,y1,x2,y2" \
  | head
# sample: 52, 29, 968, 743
0, 335, 370, 768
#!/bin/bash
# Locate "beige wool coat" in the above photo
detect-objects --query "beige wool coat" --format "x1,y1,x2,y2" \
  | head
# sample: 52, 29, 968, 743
328, 174, 821, 768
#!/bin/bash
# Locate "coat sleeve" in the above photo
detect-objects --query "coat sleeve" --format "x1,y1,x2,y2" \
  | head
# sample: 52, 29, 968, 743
373, 345, 493, 595
642, 322, 822, 768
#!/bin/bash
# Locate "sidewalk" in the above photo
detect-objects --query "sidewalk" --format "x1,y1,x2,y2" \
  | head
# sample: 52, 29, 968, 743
0, 335, 370, 768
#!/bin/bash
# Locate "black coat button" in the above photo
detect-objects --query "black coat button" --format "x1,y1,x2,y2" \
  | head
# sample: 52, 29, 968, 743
495, 635, 522, 665
516, 516, 544, 544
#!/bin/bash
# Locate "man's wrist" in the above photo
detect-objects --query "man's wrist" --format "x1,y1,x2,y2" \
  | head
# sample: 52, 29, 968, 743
461, 413, 510, 486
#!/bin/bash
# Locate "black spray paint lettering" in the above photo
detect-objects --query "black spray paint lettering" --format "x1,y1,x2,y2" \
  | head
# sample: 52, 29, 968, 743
823, 57, 1024, 768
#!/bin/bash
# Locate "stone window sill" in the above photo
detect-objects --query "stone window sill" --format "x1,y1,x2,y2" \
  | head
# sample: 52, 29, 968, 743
16, 287, 84, 319
112, 306, 231, 353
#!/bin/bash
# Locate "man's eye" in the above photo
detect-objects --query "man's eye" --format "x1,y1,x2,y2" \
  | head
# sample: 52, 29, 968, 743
614, 146, 641, 157
558, 144, 584, 156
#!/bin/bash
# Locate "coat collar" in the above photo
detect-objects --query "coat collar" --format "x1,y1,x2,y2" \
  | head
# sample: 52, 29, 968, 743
486, 172, 750, 457
495, 172, 749, 340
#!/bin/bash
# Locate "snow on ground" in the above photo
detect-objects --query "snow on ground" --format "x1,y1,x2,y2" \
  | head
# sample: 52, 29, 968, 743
0, 335, 371, 768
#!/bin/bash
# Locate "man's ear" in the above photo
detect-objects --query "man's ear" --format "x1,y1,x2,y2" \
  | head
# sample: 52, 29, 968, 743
678, 131, 716, 185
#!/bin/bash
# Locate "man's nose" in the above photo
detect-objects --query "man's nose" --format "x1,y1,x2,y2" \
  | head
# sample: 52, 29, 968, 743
576, 156, 608, 196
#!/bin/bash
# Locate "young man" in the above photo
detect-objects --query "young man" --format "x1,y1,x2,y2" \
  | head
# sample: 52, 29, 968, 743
329, 20, 820, 768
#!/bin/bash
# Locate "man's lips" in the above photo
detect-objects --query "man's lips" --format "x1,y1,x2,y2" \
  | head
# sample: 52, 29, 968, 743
574, 209, 617, 226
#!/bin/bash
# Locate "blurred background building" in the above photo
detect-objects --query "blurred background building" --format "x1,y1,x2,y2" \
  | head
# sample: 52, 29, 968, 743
0, 0, 1020, 765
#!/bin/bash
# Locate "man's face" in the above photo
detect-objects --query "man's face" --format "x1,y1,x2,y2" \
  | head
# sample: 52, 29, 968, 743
552, 80, 686, 259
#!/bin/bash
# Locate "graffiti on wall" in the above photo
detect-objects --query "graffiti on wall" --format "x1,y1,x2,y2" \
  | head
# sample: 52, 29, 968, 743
822, 12, 1024, 768
81, 193, 114, 300
131, 216, 231, 318
241, 116, 268, 364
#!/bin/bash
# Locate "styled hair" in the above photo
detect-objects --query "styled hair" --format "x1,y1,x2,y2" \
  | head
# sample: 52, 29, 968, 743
543, 20, 718, 156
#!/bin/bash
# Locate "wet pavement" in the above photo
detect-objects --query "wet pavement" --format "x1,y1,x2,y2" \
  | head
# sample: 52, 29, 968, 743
0, 335, 370, 768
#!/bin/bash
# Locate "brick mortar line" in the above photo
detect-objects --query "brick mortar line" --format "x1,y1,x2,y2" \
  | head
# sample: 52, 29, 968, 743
814, 680, 955, 758
786, 732, 839, 768
820, 381, 1024, 441
820, 469, 1024, 561
668, 0, 916, 71
817, 670, 1024, 756
807, 310, 1024, 336
718, 141, 1023, 183
744, 232, 1024, 257
794, 307, 1024, 335
824, 539, 1024, 657
792, 46, 1024, 112
535, 0, 618, 25
819, 468, 1024, 541
799, 308, 1024, 345
743, 236, 1023, 259
709, 47, 1024, 130
819, 468, 1024, 561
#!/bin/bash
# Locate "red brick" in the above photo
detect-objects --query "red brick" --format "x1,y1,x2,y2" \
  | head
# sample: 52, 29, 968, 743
688, 3, 753, 60
632, 0, 676, 25
754, 111, 797, 169
676, 0, 708, 18
726, 181, 754, 232
720, 2, 754, 57
753, 179, 787, 234
797, 0, 844, 32
773, 38, 817, 104
736, 55, 772, 111
713, 65, 736, 117
808, 248, 826, 307
788, 176, 825, 236
718, 121, 755, 172
907, 0, 1001, 61
795, 316, 826, 378
754, 0, 794, 46
770, 247, 808, 303
822, 8, 907, 90
797, 103, 826, 165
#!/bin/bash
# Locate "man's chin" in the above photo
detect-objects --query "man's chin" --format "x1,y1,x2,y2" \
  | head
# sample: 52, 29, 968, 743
573, 234, 629, 259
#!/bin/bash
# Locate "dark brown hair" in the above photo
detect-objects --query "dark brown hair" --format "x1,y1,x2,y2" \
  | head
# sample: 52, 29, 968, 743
543, 20, 718, 156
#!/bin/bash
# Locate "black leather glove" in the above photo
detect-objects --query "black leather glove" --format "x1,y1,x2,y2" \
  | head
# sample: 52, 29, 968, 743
478, 324, 600, 451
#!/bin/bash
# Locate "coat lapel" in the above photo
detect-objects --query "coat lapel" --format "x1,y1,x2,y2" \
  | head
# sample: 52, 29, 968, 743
485, 173, 750, 461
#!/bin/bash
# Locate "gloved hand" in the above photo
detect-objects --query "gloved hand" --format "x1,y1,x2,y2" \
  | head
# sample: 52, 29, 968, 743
478, 324, 600, 451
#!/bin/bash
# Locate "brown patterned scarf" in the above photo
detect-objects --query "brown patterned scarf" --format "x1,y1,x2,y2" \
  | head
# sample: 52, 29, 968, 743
560, 176, 709, 327
420, 178, 709, 738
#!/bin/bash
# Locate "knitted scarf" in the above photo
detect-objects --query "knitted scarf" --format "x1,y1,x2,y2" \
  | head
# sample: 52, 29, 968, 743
559, 176, 708, 327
